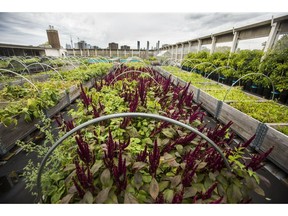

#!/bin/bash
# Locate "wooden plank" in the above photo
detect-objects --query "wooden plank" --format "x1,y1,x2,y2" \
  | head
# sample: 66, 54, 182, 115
0, 115, 38, 155
68, 85, 81, 102
176, 77, 186, 87
260, 126, 288, 173
83, 80, 94, 89
46, 93, 69, 117
218, 102, 259, 141
188, 84, 198, 94
0, 73, 113, 156
267, 123, 288, 127
198, 90, 218, 115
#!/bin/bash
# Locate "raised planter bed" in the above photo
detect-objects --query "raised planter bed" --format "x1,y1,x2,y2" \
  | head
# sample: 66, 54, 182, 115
260, 125, 288, 173
0, 66, 114, 156
155, 66, 288, 176
218, 102, 259, 141
17, 64, 274, 204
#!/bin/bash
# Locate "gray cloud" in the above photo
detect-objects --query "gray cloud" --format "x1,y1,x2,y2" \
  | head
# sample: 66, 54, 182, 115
0, 12, 287, 48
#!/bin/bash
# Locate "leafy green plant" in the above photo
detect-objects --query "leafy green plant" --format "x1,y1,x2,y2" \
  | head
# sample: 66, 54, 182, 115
274, 125, 288, 136
0, 59, 9, 68
230, 101, 288, 123
260, 38, 288, 91
20, 65, 272, 204
163, 66, 259, 102
205, 87, 258, 102
0, 63, 112, 126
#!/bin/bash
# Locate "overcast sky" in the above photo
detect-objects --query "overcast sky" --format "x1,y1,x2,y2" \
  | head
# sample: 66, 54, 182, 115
0, 1, 287, 49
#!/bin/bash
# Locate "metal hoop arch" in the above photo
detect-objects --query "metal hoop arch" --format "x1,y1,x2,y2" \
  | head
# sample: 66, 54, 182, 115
122, 61, 154, 74
180, 58, 203, 71
222, 72, 276, 101
109, 70, 160, 85
206, 66, 237, 83
36, 112, 232, 202
27, 63, 64, 80
190, 62, 217, 74
8, 59, 31, 75
0, 69, 39, 92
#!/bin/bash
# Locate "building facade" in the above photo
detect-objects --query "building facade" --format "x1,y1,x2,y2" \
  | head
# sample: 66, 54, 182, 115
46, 25, 61, 49
108, 42, 118, 50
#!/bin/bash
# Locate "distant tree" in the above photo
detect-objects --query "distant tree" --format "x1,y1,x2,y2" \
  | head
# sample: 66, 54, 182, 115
260, 34, 288, 91
215, 46, 231, 53
38, 41, 51, 48
273, 34, 288, 51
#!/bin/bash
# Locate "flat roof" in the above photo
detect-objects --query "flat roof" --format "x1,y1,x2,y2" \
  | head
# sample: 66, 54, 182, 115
0, 43, 45, 50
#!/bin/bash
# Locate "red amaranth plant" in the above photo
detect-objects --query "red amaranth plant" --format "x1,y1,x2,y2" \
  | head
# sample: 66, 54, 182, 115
149, 140, 160, 177
129, 89, 139, 112
161, 125, 205, 154
136, 145, 148, 162
182, 164, 198, 187
75, 134, 94, 165
113, 149, 127, 194
204, 147, 225, 172
54, 114, 75, 132
80, 84, 92, 109
245, 147, 274, 171
35, 65, 275, 204
155, 192, 164, 203
201, 182, 218, 200
103, 129, 118, 170
94, 79, 104, 91
91, 101, 105, 118
172, 190, 184, 204
206, 121, 233, 144
73, 160, 94, 198
237, 134, 256, 148
137, 78, 147, 106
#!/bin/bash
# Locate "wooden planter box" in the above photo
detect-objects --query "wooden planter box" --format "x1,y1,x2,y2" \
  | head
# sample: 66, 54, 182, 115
45, 92, 70, 117
67, 85, 81, 103
260, 126, 288, 173
155, 66, 288, 175
0, 91, 71, 155
218, 102, 260, 141
0, 115, 38, 155
198, 90, 218, 116
1, 77, 98, 156
0, 74, 50, 90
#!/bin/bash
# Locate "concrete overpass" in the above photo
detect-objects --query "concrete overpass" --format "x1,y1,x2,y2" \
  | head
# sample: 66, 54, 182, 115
160, 14, 288, 61
0, 43, 46, 57
0, 43, 67, 57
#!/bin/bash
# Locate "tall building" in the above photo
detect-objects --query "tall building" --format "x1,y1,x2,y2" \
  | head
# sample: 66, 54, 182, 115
78, 40, 87, 49
146, 41, 150, 50
108, 42, 118, 50
120, 45, 130, 50
46, 25, 61, 49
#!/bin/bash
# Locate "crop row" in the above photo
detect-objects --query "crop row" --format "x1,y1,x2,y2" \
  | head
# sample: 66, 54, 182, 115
181, 41, 288, 104
19, 64, 273, 204
0, 63, 113, 155
163, 66, 288, 134
157, 66, 288, 175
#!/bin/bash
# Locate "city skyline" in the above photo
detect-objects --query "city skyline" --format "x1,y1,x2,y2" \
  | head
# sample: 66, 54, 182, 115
1, 12, 287, 50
